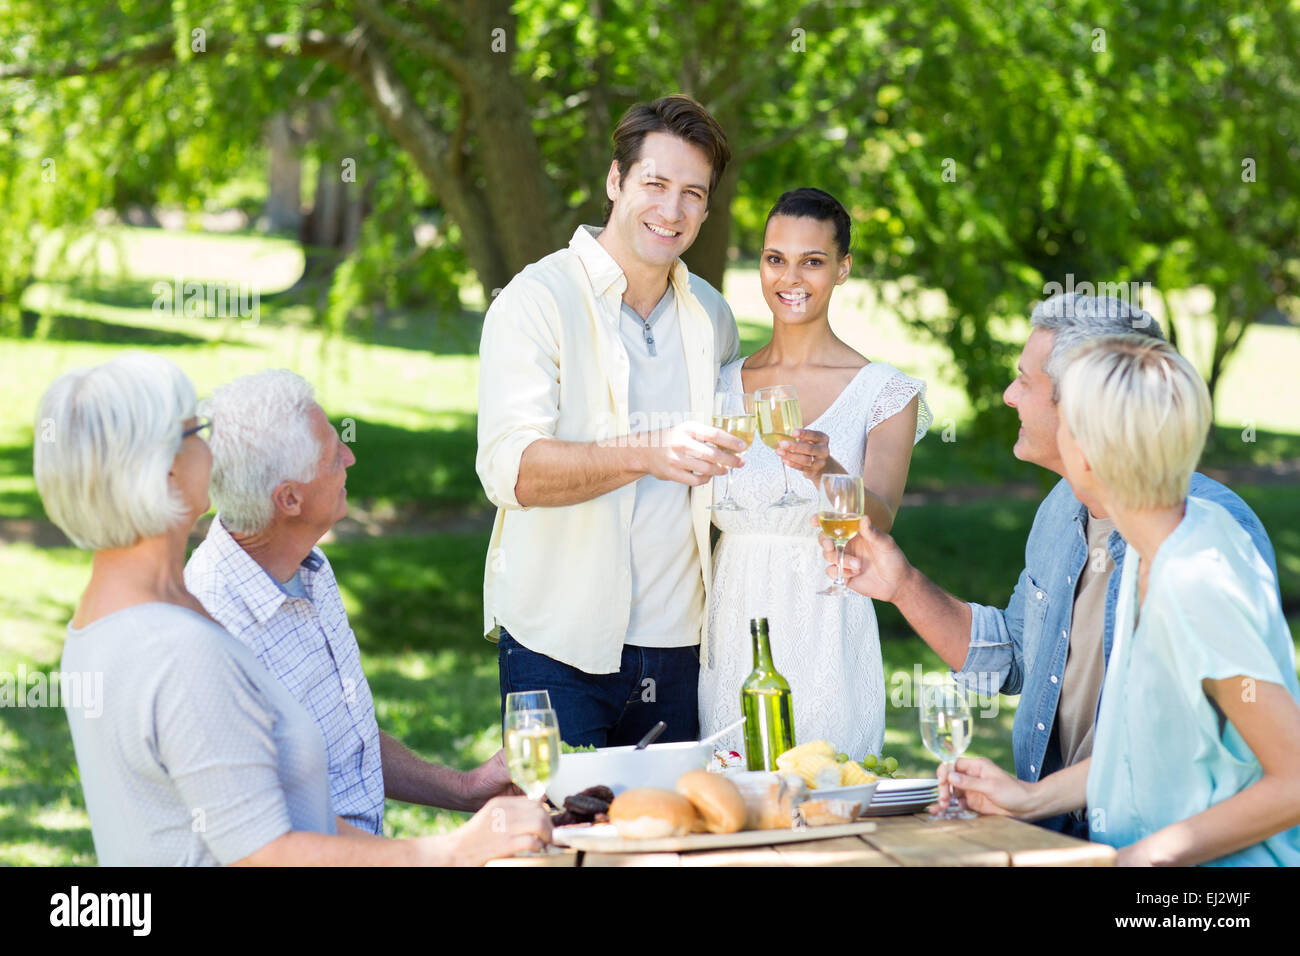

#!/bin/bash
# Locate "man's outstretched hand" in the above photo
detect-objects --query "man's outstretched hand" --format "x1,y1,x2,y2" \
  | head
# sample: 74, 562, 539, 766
817, 517, 913, 603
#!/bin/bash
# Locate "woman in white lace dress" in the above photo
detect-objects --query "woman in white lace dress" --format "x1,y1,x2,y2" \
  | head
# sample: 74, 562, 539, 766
698, 189, 931, 760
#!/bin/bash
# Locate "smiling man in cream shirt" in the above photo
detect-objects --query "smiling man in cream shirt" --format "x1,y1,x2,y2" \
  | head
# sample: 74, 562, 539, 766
476, 95, 745, 747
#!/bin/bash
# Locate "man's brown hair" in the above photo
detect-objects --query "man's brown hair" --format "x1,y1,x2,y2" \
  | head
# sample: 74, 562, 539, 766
605, 94, 731, 220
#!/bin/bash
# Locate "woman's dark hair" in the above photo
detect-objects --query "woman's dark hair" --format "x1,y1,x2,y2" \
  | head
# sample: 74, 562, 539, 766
605, 95, 731, 220
765, 188, 851, 258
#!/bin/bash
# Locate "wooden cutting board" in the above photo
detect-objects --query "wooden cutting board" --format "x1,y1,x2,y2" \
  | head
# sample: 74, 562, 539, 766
552, 820, 878, 854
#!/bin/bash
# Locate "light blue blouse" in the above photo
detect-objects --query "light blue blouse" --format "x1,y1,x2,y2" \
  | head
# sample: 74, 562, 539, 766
1086, 497, 1300, 866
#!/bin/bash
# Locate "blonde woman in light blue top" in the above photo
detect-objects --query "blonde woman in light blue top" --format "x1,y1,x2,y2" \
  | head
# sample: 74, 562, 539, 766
935, 335, 1300, 866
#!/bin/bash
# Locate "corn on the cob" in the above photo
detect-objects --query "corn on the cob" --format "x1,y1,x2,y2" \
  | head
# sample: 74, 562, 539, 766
776, 751, 839, 788
839, 761, 879, 786
775, 740, 835, 771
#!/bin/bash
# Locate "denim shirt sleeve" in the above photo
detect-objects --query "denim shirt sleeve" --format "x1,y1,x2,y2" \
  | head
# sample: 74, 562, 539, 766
953, 565, 1030, 697
1188, 473, 1279, 585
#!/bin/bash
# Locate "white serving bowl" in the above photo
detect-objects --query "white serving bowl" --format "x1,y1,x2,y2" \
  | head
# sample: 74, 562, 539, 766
805, 781, 879, 810
544, 740, 713, 806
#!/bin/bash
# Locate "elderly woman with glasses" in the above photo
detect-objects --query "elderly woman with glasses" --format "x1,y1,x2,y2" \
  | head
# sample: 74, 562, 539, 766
36, 352, 550, 865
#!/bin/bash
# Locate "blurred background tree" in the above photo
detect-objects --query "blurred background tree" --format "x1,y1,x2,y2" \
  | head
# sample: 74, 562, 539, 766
1, 0, 1296, 427
2, 0, 1297, 865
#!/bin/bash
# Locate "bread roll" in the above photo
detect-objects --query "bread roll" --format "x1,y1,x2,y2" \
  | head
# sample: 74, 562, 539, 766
675, 770, 746, 834
608, 788, 700, 840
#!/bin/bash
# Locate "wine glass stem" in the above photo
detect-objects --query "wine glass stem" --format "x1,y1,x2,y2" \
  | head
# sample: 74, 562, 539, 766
835, 541, 847, 587
781, 460, 793, 495
723, 464, 733, 501
944, 759, 962, 815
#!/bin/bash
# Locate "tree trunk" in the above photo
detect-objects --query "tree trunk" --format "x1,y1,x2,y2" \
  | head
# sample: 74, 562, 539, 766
340, 175, 374, 253
682, 162, 738, 290
334, 34, 511, 302
460, 3, 565, 278
266, 112, 303, 233
290, 102, 372, 296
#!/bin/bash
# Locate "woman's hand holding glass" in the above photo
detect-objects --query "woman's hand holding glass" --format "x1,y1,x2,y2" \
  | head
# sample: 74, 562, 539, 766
777, 428, 835, 483
933, 756, 1038, 819
444, 795, 555, 864
754, 384, 813, 508
920, 678, 980, 821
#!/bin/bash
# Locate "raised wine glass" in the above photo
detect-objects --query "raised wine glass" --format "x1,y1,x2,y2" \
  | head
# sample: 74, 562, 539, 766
710, 390, 755, 512
503, 689, 552, 743
504, 707, 561, 803
754, 384, 813, 509
919, 677, 978, 821
504, 690, 552, 719
817, 474, 865, 596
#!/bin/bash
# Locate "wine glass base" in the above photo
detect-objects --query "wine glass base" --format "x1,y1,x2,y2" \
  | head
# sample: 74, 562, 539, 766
708, 499, 746, 511
817, 583, 855, 597
928, 806, 979, 821
765, 494, 813, 510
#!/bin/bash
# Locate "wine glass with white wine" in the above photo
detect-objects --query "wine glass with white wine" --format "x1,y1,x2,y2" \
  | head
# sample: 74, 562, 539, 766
817, 474, 865, 596
504, 708, 561, 803
503, 689, 552, 741
710, 390, 755, 512
753, 384, 813, 508
919, 678, 978, 820
504, 690, 552, 719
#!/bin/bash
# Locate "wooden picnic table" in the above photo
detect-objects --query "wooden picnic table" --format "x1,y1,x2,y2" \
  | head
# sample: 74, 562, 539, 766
487, 812, 1116, 867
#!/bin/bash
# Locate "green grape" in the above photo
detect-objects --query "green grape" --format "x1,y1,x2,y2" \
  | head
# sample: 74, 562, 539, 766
883, 756, 899, 773
862, 753, 878, 769
835, 752, 850, 763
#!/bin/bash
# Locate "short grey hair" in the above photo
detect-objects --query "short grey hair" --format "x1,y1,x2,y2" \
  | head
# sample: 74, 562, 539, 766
34, 352, 197, 550
1030, 292, 1165, 400
201, 370, 321, 535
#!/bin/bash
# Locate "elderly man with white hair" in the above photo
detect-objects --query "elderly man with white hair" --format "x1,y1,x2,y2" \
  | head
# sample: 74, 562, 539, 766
821, 292, 1279, 839
185, 369, 516, 835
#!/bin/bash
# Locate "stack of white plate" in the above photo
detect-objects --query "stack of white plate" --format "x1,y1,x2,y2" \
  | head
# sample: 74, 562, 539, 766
862, 778, 940, 816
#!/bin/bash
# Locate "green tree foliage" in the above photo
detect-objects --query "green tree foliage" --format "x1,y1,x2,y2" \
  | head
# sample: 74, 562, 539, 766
2, 0, 1295, 422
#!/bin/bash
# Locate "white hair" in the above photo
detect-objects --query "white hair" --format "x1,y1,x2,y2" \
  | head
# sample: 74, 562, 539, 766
34, 352, 197, 550
1031, 293, 1165, 401
201, 370, 321, 534
1059, 335, 1211, 511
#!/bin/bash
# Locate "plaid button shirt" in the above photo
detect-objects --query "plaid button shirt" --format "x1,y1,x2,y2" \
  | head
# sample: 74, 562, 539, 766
185, 517, 386, 833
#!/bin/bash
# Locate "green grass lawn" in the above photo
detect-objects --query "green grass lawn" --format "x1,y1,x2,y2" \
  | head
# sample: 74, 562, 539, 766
4, 487, 1297, 863
0, 532, 995, 861
2, 227, 1298, 863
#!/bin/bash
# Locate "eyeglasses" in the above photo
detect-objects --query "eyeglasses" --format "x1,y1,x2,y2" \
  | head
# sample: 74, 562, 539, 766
182, 417, 212, 440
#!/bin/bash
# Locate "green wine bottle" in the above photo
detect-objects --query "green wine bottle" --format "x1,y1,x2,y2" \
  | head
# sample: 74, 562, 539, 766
741, 617, 796, 771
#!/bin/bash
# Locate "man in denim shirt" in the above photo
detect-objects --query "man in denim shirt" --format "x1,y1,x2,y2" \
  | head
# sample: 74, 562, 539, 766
824, 293, 1277, 838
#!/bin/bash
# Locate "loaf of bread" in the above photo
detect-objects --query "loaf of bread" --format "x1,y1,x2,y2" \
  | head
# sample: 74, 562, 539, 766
728, 771, 808, 830
797, 798, 861, 826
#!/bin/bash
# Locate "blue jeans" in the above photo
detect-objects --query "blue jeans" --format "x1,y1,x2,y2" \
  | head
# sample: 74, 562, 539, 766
498, 627, 700, 747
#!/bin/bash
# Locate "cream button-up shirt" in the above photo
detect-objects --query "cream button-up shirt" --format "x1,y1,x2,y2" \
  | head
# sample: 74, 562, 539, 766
476, 225, 740, 674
